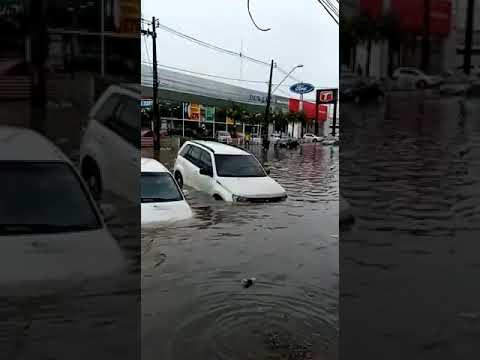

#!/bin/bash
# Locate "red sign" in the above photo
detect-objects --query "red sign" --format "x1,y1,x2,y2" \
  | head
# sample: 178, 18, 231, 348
288, 99, 328, 122
360, 0, 383, 19
391, 0, 451, 37
318, 91, 334, 103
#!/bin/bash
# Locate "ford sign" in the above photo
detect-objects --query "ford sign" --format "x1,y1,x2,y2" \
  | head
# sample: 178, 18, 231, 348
290, 82, 315, 94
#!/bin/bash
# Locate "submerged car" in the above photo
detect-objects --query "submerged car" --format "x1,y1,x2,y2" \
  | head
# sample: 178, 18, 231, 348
79, 83, 140, 203
141, 158, 193, 225
173, 140, 287, 202
0, 126, 126, 289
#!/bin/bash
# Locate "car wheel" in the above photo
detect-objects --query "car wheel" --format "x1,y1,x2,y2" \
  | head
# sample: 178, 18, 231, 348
82, 159, 102, 200
213, 194, 224, 201
313, 139, 317, 143
417, 80, 427, 89
174, 171, 184, 188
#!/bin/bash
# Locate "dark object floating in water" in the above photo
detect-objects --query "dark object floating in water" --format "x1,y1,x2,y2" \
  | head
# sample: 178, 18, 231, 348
242, 277, 256, 288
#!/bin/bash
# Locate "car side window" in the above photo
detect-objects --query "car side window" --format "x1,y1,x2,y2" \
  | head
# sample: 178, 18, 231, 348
188, 146, 202, 167
180, 145, 191, 157
110, 95, 140, 148
95, 93, 121, 124
199, 150, 212, 170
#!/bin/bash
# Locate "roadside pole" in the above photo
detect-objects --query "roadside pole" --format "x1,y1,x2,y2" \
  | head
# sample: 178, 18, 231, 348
464, 0, 475, 74
142, 17, 160, 150
421, 0, 431, 72
263, 60, 275, 137
30, 0, 47, 135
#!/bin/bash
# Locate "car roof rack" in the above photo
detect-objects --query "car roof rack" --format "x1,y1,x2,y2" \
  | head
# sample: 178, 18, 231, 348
191, 140, 216, 154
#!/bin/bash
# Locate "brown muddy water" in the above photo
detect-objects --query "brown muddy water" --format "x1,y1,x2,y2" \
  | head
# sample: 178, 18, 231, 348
142, 143, 339, 360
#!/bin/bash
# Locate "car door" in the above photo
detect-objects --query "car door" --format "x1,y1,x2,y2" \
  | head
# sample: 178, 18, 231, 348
183, 145, 202, 189
87, 92, 122, 193
105, 94, 140, 203
196, 149, 215, 194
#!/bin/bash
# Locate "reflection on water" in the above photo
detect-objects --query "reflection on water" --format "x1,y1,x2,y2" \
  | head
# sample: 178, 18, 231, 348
142, 144, 339, 360
341, 93, 480, 359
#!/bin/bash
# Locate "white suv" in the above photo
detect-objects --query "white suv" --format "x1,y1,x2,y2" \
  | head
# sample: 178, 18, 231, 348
173, 140, 287, 202
79, 84, 140, 204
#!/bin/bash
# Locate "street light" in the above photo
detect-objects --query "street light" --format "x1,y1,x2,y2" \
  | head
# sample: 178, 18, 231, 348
272, 64, 304, 94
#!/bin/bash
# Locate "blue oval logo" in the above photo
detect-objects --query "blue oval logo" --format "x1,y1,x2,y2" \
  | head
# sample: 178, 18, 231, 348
289, 82, 315, 94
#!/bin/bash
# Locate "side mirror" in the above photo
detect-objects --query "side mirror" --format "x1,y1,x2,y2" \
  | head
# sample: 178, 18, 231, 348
199, 167, 213, 177
182, 189, 189, 197
265, 168, 271, 175
99, 203, 116, 223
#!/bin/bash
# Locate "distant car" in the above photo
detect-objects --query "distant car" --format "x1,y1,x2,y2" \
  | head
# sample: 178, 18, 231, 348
141, 158, 192, 225
173, 140, 287, 202
216, 130, 232, 144
141, 128, 154, 148
303, 133, 323, 143
392, 67, 443, 89
251, 133, 262, 144
341, 79, 384, 103
80, 84, 140, 203
0, 126, 125, 288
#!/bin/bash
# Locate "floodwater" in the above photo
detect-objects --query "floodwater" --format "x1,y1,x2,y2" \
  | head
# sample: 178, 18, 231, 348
142, 143, 339, 360
341, 92, 480, 359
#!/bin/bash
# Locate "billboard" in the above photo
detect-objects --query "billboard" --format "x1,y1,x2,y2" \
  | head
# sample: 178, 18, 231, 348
390, 0, 451, 37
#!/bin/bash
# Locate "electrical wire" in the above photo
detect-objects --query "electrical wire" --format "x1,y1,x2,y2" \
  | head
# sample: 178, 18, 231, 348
156, 21, 271, 67
247, 0, 271, 32
142, 61, 295, 88
317, 0, 339, 25
322, 0, 339, 16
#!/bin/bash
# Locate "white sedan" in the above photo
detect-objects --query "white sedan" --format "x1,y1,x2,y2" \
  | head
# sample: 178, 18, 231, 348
0, 126, 126, 290
303, 133, 323, 143
141, 158, 193, 225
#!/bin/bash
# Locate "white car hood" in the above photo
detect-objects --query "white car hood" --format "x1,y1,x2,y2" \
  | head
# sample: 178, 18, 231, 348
141, 200, 193, 225
217, 176, 286, 198
0, 228, 126, 286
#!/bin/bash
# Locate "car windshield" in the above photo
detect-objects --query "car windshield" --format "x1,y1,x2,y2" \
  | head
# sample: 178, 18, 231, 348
141, 172, 183, 203
215, 154, 266, 177
0, 162, 102, 235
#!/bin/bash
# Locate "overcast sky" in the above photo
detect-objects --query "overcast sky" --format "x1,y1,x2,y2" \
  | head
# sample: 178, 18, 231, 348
141, 0, 338, 101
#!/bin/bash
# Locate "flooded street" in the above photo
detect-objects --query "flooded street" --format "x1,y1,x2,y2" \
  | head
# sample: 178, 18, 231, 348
142, 143, 339, 360
341, 92, 480, 359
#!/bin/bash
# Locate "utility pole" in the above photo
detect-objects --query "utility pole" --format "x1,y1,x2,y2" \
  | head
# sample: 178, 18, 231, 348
30, 0, 47, 134
421, 0, 431, 72
464, 0, 475, 74
263, 59, 275, 137
142, 17, 160, 150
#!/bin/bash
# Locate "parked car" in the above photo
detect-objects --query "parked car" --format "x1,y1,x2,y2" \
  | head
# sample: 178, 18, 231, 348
341, 79, 384, 103
303, 133, 323, 143
173, 140, 287, 202
0, 126, 126, 289
251, 133, 262, 145
439, 72, 475, 96
141, 128, 154, 148
79, 84, 140, 203
216, 130, 232, 144
141, 158, 192, 225
392, 67, 443, 89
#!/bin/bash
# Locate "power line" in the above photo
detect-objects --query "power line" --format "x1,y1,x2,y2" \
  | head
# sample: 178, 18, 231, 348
247, 0, 271, 32
142, 61, 294, 87
155, 21, 272, 67
322, 0, 339, 16
317, 0, 339, 25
